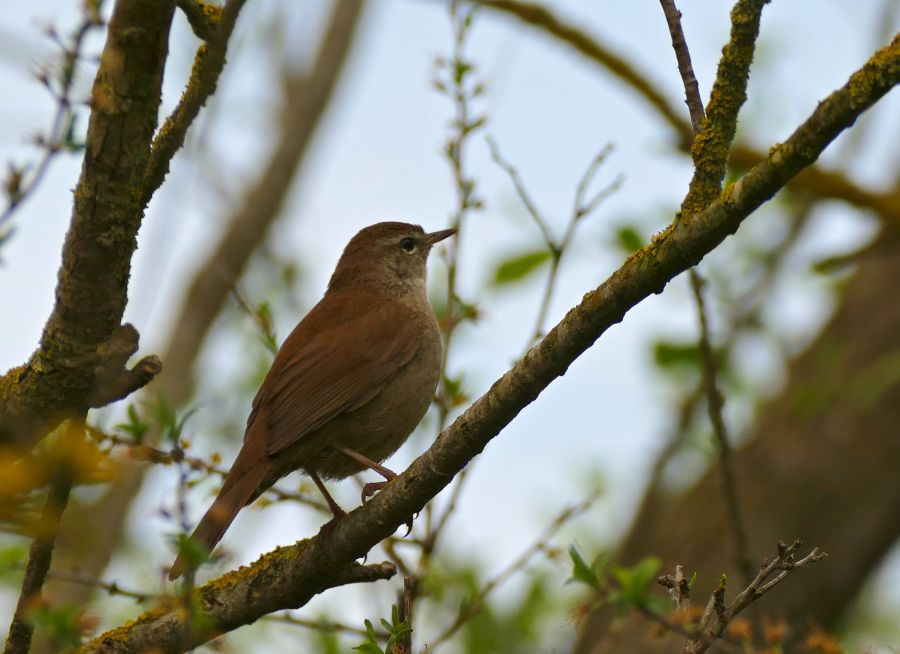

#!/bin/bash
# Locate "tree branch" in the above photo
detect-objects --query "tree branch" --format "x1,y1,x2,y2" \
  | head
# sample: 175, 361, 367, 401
681, 0, 767, 214
76, 554, 395, 653
75, 34, 899, 654
176, 0, 220, 41
658, 0, 705, 134
0, 0, 176, 449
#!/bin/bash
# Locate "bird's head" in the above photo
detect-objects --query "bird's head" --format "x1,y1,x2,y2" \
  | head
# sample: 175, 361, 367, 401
328, 222, 456, 296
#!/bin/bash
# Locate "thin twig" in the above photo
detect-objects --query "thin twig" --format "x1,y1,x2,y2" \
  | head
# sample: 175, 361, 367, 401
0, 6, 103, 231
680, 540, 827, 654
488, 136, 621, 345
265, 611, 381, 639
486, 135, 555, 246
4, 424, 79, 654
9, 566, 158, 603
689, 271, 753, 584
430, 489, 602, 648
90, 427, 327, 512
411, 0, 485, 622
658, 0, 705, 133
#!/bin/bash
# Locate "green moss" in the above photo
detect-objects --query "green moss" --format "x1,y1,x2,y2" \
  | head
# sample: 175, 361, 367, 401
848, 39, 899, 108
200, 1, 223, 23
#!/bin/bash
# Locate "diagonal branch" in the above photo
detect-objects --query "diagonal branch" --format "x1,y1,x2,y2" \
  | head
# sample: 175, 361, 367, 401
76, 34, 900, 654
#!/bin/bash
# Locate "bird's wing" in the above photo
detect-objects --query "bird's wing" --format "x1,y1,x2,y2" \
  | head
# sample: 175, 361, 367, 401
256, 299, 422, 457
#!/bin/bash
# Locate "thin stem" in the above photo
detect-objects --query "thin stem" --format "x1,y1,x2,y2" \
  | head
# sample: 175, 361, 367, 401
430, 489, 602, 648
689, 271, 753, 584
4, 424, 79, 654
0, 7, 103, 231
406, 0, 484, 637
658, 0, 706, 133
486, 135, 556, 246
489, 136, 620, 345
265, 612, 382, 639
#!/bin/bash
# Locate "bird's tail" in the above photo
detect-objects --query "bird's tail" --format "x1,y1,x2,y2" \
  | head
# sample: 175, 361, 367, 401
169, 441, 270, 580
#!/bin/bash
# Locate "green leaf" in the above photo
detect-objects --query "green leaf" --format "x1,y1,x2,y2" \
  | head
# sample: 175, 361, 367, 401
115, 404, 149, 443
652, 340, 702, 371
169, 533, 216, 574
610, 556, 662, 608
492, 249, 552, 286
27, 604, 83, 649
567, 546, 599, 589
353, 619, 383, 653
352, 644, 383, 654
614, 225, 644, 254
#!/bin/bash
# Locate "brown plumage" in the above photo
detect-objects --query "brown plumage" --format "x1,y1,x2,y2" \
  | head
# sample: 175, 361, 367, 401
169, 222, 454, 579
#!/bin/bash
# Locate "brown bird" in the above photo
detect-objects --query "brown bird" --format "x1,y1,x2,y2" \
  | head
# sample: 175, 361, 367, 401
169, 222, 455, 579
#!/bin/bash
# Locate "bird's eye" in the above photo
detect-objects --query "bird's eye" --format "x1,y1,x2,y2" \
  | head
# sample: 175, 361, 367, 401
400, 237, 416, 252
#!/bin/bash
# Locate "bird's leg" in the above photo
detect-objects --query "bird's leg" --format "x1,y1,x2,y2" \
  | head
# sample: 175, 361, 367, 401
332, 444, 415, 536
332, 444, 397, 502
310, 470, 346, 536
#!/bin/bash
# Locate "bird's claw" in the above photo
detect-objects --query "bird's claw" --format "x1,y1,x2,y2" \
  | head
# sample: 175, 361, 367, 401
361, 481, 388, 505
318, 508, 347, 537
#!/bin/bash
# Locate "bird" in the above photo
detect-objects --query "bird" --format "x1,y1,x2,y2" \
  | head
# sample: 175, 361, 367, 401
169, 222, 455, 579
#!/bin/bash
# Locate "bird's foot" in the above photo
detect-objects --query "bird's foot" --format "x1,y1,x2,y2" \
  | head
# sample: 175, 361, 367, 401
360, 481, 416, 536
318, 507, 348, 537
361, 480, 390, 504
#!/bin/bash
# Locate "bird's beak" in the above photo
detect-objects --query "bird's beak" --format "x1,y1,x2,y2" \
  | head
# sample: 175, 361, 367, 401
423, 228, 457, 246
